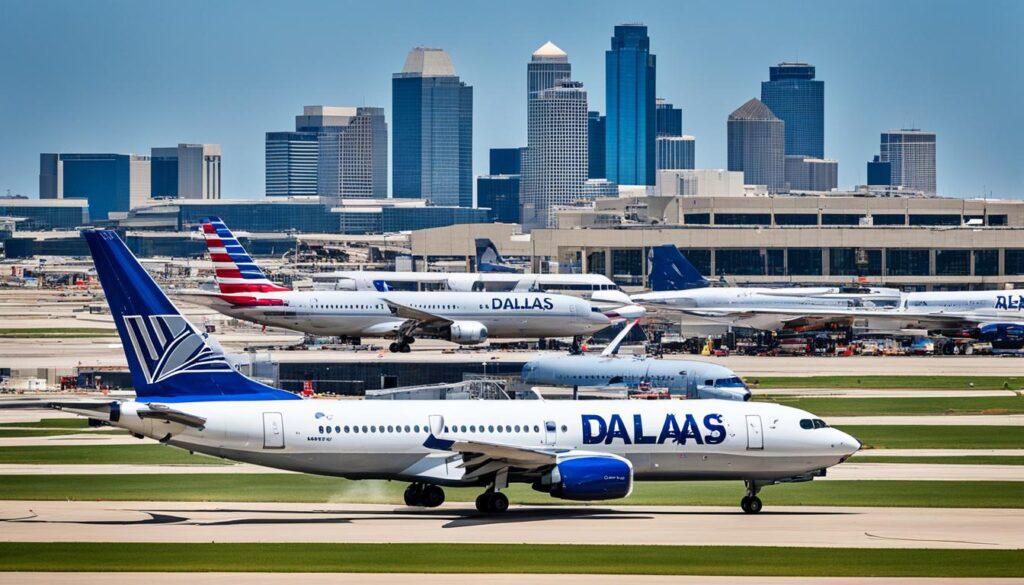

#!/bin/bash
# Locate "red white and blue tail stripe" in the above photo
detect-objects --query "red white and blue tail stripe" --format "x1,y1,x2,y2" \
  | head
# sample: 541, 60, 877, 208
201, 217, 289, 294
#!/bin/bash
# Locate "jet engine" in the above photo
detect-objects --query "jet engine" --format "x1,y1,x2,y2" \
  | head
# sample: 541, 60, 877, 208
533, 453, 633, 501
447, 321, 489, 344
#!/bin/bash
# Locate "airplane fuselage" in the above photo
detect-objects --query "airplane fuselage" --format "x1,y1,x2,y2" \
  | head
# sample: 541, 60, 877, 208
108, 398, 856, 485
212, 290, 610, 339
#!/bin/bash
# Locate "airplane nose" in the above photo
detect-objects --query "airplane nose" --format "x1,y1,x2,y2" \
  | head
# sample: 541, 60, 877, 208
837, 431, 861, 460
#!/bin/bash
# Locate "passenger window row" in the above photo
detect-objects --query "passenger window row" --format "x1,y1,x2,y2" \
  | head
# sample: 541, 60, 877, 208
318, 424, 425, 434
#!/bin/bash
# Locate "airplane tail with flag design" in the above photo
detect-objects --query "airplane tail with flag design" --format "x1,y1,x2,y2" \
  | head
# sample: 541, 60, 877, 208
201, 217, 290, 294
648, 244, 710, 292
82, 229, 298, 402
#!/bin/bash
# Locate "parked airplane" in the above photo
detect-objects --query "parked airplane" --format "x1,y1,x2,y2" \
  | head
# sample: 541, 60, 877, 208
181, 219, 613, 352
312, 239, 620, 295
522, 320, 751, 401
729, 289, 1024, 336
609, 245, 901, 331
41, 229, 859, 514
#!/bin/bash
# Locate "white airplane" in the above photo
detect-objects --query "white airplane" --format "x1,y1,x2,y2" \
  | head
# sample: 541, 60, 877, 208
313, 239, 621, 295
177, 218, 616, 352
36, 229, 859, 515
598, 245, 901, 331
722, 289, 1024, 335
522, 320, 752, 401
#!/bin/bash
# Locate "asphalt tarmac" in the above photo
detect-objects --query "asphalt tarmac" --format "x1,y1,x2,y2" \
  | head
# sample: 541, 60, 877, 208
2, 501, 1021, 550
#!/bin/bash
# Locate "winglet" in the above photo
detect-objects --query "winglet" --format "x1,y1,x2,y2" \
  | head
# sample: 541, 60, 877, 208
602, 319, 641, 357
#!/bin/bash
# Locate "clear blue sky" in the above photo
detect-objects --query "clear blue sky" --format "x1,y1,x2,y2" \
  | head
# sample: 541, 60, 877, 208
1, 0, 1020, 199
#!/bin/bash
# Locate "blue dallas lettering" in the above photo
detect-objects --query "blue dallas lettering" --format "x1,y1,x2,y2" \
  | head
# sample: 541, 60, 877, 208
581, 414, 606, 444
605, 414, 632, 444
544, 298, 554, 310
632, 414, 657, 444
703, 414, 726, 445
582, 413, 727, 445
1011, 296, 1021, 311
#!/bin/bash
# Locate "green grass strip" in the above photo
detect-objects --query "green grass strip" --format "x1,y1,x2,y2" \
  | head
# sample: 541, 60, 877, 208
0, 475, 1019, 508
837, 425, 1024, 449
0, 543, 1020, 576
0, 328, 116, 338
0, 417, 89, 429
853, 455, 1024, 465
760, 395, 1024, 416
0, 445, 229, 465
0, 429, 125, 438
751, 376, 1024, 390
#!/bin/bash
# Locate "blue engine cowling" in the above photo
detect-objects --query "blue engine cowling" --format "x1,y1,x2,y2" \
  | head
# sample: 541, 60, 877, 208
533, 454, 633, 501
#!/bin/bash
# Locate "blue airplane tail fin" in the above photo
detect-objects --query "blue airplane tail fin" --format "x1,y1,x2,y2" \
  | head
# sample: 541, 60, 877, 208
82, 230, 298, 402
648, 245, 709, 291
475, 238, 518, 273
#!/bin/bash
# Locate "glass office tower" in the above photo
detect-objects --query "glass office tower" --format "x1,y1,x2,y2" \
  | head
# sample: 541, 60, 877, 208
656, 98, 682, 136
605, 23, 656, 186
588, 111, 606, 179
528, 41, 571, 101
880, 129, 936, 195
727, 98, 785, 192
392, 47, 473, 207
760, 62, 824, 158
316, 107, 387, 199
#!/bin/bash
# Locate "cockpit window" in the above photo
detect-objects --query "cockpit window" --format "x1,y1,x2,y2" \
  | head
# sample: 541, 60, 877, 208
800, 418, 829, 430
714, 376, 746, 388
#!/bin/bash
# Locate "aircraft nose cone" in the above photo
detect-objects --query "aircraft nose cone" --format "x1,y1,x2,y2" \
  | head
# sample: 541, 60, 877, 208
837, 431, 861, 459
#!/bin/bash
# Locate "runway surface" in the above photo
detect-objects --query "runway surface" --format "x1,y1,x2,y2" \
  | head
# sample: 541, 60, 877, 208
3, 574, 1017, 585
1, 462, 1020, 481
2, 501, 1021, 549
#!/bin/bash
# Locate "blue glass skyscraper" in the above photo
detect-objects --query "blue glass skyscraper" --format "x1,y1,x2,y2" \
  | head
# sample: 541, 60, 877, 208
605, 23, 656, 186
760, 62, 824, 158
392, 47, 473, 207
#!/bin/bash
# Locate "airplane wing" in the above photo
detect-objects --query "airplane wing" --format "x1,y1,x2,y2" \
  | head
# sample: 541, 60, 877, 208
382, 298, 456, 339
601, 318, 640, 357
423, 425, 561, 482
682, 306, 973, 327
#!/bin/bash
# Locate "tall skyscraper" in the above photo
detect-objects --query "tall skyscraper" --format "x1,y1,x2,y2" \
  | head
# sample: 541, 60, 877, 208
880, 129, 936, 195
152, 144, 221, 199
39, 153, 150, 219
316, 107, 387, 199
266, 105, 358, 197
727, 98, 785, 192
521, 79, 589, 230
655, 98, 682, 136
605, 23, 656, 186
528, 41, 571, 101
265, 131, 318, 196
588, 111, 606, 179
656, 135, 695, 170
477, 147, 522, 224
392, 47, 473, 207
760, 62, 824, 158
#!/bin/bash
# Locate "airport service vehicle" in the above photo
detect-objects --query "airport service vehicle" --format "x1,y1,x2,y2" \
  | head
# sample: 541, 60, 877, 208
522, 320, 751, 401
608, 245, 900, 331
313, 239, 620, 295
43, 230, 858, 515
181, 218, 612, 352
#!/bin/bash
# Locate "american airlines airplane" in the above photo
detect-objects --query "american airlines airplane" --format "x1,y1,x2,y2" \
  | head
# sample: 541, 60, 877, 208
604, 245, 901, 331
522, 320, 752, 401
41, 229, 859, 515
313, 239, 620, 295
179, 218, 613, 352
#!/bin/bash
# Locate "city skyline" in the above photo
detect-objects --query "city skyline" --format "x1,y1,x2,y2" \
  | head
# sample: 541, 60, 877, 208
1, 0, 1020, 199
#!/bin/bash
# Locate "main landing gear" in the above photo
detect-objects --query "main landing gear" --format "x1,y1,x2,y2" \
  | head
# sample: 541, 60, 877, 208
740, 480, 763, 514
475, 491, 509, 514
389, 337, 414, 353
404, 483, 444, 508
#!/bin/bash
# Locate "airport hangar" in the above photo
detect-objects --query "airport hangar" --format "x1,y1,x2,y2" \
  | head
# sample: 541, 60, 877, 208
407, 194, 1024, 291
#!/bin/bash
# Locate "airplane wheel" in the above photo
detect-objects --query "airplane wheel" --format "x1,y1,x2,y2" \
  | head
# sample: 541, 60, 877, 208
475, 493, 491, 513
404, 484, 423, 507
389, 342, 400, 353
490, 492, 509, 512
741, 496, 762, 514
423, 485, 445, 508
399, 343, 412, 353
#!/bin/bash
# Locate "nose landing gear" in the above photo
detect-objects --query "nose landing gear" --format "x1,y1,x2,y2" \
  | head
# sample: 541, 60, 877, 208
404, 483, 444, 508
740, 480, 763, 513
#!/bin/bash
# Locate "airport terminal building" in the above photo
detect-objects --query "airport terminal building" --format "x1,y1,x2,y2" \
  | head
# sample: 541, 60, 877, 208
408, 194, 1024, 290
